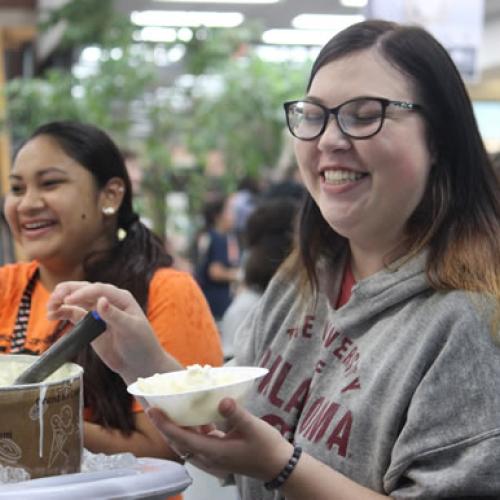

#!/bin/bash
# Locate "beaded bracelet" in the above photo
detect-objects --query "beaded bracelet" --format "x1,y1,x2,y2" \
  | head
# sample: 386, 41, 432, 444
264, 444, 302, 490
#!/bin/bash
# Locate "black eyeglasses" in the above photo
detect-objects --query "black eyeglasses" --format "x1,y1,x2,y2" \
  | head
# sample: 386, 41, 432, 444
284, 96, 423, 141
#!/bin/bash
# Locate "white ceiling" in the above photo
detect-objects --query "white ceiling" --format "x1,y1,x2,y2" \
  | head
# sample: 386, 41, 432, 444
111, 0, 500, 91
115, 0, 362, 32
114, 0, 500, 33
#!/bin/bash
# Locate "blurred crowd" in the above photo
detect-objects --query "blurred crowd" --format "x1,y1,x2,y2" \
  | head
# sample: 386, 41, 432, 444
190, 177, 305, 360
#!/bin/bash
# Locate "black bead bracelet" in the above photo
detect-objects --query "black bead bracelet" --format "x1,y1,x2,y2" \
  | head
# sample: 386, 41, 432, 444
264, 444, 303, 491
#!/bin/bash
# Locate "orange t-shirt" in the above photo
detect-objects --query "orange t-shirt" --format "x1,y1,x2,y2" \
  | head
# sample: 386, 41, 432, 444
0, 261, 223, 499
0, 260, 223, 400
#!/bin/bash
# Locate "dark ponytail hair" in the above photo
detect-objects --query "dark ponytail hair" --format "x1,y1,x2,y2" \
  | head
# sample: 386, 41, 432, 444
28, 120, 173, 433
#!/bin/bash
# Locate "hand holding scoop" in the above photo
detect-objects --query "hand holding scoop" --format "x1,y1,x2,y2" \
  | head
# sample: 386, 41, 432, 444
14, 311, 106, 385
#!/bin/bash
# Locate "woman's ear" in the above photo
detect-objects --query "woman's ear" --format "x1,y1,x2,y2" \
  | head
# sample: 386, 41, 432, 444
100, 177, 126, 215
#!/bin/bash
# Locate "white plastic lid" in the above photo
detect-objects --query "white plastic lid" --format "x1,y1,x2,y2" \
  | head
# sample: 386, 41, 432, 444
0, 458, 192, 500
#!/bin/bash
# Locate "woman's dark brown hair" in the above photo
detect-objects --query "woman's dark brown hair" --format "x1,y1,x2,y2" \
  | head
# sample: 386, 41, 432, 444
288, 20, 500, 312
25, 120, 173, 434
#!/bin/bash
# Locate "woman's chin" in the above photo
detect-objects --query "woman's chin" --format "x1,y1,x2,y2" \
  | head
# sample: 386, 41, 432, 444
322, 215, 360, 240
22, 247, 60, 265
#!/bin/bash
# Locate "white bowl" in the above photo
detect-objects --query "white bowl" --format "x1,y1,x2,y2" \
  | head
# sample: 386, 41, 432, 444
127, 366, 268, 426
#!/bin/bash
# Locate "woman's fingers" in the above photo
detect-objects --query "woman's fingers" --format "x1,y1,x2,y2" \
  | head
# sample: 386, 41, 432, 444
146, 409, 207, 447
47, 303, 88, 323
146, 401, 290, 480
146, 408, 178, 432
48, 281, 137, 314
66, 283, 135, 310
217, 398, 259, 439
146, 408, 231, 475
207, 429, 225, 438
47, 281, 90, 311
93, 296, 134, 328
147, 400, 251, 444
48, 287, 132, 328
145, 408, 220, 459
90, 297, 142, 350
147, 400, 252, 454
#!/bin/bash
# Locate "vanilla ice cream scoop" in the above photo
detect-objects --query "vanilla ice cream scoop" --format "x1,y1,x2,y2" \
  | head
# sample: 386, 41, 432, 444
128, 365, 268, 425
0, 360, 75, 387
136, 364, 241, 395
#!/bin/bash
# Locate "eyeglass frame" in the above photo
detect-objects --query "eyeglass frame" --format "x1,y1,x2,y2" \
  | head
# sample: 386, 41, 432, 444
283, 96, 424, 141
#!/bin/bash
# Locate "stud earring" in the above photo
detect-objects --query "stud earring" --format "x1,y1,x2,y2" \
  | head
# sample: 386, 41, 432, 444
102, 206, 116, 216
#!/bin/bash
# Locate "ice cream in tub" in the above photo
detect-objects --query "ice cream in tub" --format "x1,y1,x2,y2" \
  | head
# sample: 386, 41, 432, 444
0, 354, 83, 481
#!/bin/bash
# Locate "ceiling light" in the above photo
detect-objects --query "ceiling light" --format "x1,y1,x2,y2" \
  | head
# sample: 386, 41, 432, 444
292, 14, 364, 31
154, 0, 279, 3
255, 44, 320, 63
262, 29, 340, 46
133, 27, 177, 43
340, 0, 368, 7
131, 10, 244, 28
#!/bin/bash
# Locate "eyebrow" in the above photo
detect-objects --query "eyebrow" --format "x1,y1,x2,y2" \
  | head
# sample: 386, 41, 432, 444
9, 167, 70, 180
304, 94, 394, 106
303, 95, 325, 105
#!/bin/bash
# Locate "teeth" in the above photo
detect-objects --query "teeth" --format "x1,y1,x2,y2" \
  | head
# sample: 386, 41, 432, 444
24, 222, 52, 230
323, 170, 365, 184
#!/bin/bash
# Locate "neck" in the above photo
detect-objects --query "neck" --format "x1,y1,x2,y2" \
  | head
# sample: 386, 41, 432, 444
345, 218, 411, 280
38, 262, 85, 292
349, 242, 406, 281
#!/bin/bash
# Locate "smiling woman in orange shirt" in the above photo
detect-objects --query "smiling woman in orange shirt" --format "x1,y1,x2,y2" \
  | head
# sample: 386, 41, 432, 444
0, 121, 223, 500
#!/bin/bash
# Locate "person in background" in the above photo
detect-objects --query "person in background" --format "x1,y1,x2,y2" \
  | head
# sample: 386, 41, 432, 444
220, 194, 302, 360
48, 19, 500, 499
0, 121, 223, 477
260, 178, 305, 203
194, 194, 240, 322
232, 176, 261, 247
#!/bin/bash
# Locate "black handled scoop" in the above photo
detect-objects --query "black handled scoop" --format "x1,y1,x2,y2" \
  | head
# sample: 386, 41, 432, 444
14, 311, 106, 385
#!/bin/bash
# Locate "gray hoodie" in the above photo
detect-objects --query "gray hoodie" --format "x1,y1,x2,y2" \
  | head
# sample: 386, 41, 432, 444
234, 252, 500, 499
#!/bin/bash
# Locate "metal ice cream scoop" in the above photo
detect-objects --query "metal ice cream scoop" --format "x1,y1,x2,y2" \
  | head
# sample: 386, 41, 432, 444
13, 311, 106, 385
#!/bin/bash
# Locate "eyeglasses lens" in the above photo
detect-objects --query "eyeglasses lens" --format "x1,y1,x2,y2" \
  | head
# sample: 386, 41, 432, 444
339, 99, 383, 138
287, 98, 385, 140
287, 102, 325, 140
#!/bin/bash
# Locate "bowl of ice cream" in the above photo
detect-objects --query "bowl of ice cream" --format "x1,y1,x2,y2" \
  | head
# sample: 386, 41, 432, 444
127, 364, 268, 426
0, 355, 83, 482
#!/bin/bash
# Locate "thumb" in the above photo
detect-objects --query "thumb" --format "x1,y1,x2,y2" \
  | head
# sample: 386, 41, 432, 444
218, 398, 254, 434
95, 296, 130, 329
47, 304, 87, 324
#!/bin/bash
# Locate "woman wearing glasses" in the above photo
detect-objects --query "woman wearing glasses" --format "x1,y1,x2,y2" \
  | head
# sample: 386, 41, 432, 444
48, 20, 500, 499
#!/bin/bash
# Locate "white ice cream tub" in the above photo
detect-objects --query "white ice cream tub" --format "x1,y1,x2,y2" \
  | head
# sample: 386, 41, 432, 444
0, 354, 83, 480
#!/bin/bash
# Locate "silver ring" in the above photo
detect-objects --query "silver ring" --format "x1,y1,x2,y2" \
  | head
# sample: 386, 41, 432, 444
180, 451, 193, 461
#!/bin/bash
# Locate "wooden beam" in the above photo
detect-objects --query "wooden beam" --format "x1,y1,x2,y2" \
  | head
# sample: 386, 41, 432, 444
2, 25, 36, 49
